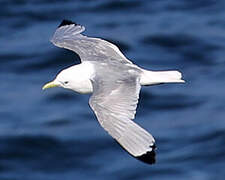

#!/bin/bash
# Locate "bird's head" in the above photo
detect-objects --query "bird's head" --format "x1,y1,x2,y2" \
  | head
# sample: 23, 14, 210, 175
42, 62, 93, 94
42, 68, 73, 90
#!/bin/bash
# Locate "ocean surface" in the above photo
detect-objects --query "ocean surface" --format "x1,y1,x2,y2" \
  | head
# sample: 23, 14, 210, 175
1, 0, 225, 179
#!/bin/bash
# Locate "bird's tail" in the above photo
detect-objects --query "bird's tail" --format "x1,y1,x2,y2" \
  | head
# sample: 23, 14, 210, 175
140, 69, 185, 86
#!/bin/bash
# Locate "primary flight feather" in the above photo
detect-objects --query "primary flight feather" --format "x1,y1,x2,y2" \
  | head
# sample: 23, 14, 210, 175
43, 20, 184, 164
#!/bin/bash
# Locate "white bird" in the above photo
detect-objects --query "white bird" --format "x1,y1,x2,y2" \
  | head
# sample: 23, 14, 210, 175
43, 20, 184, 164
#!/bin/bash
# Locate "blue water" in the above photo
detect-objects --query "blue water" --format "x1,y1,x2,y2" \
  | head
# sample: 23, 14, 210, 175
1, 0, 225, 179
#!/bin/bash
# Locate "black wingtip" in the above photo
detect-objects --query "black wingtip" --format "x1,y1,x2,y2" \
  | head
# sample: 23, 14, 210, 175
58, 19, 77, 28
136, 144, 156, 165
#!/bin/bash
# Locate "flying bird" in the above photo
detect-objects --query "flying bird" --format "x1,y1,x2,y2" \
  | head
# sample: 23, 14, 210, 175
43, 20, 184, 164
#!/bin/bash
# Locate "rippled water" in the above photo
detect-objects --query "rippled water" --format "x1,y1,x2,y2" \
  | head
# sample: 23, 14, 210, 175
1, 0, 225, 179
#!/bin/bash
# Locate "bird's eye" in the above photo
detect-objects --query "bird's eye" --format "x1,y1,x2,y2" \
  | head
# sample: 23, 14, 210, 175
64, 81, 69, 85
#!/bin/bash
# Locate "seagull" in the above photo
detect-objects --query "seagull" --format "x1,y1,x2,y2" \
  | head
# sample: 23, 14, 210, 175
43, 20, 184, 165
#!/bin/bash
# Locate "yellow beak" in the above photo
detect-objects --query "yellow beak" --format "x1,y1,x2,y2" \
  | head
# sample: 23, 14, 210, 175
42, 81, 59, 90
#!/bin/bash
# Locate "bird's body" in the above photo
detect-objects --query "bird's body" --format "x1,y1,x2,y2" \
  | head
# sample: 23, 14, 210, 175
56, 61, 183, 94
43, 20, 184, 164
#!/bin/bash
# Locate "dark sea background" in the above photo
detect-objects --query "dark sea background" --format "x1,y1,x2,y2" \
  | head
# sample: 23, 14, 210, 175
1, 0, 225, 179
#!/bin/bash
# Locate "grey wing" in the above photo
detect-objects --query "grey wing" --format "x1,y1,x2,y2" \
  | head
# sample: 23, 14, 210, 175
51, 21, 132, 64
89, 73, 156, 164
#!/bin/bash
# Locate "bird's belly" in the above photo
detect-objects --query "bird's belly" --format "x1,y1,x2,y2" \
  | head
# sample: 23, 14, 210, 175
71, 79, 93, 94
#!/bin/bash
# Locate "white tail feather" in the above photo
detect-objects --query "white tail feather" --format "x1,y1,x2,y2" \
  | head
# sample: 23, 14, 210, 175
140, 69, 185, 86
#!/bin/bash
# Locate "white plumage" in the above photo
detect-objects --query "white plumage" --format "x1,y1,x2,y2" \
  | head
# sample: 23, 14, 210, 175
43, 20, 185, 164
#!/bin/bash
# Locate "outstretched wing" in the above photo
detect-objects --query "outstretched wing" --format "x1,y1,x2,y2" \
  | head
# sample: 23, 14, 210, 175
51, 20, 132, 64
89, 66, 156, 164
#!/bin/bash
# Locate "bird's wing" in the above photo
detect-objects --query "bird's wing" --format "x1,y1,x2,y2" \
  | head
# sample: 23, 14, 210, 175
89, 68, 156, 164
51, 20, 132, 64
